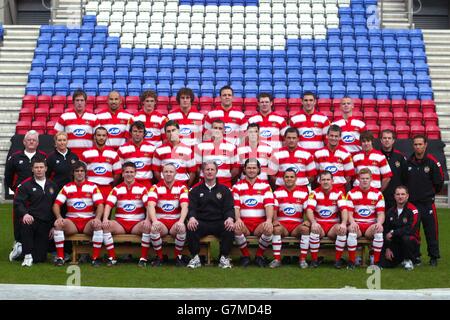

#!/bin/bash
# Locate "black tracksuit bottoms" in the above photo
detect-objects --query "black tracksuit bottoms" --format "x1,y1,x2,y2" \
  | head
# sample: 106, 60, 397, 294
20, 219, 53, 263
187, 220, 234, 257
380, 236, 419, 268
413, 201, 440, 259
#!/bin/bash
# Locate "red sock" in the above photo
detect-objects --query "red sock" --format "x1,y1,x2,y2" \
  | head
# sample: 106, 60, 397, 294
107, 247, 116, 260
56, 246, 65, 259
174, 248, 182, 258
256, 248, 264, 257
311, 251, 318, 261
141, 246, 149, 260
92, 246, 101, 260
300, 253, 307, 262
348, 250, 356, 263
373, 251, 381, 264
240, 247, 250, 257
156, 248, 163, 259
335, 249, 343, 261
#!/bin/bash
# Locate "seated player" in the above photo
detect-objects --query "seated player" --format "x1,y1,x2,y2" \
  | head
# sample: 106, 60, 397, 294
147, 163, 189, 266
270, 169, 310, 269
233, 158, 274, 267
346, 168, 385, 269
305, 171, 348, 268
52, 161, 104, 266
102, 162, 151, 267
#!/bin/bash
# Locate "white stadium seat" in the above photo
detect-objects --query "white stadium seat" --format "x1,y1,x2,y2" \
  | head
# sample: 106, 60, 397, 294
134, 34, 148, 48
203, 35, 217, 49
162, 34, 176, 48
299, 14, 312, 25
259, 13, 271, 25
259, 24, 272, 35
190, 23, 204, 35
245, 6, 258, 15
232, 13, 245, 24
175, 37, 189, 49
177, 23, 190, 36
125, 2, 138, 13
259, 4, 271, 15
272, 5, 285, 15
245, 35, 258, 50
326, 4, 339, 15
205, 13, 218, 25
178, 5, 191, 15
299, 4, 312, 14
137, 12, 150, 23
206, 6, 218, 15
232, 6, 245, 14
286, 4, 299, 13
314, 26, 328, 38
273, 37, 286, 50
217, 36, 230, 49
272, 24, 286, 36
312, 4, 325, 15
122, 23, 136, 34
121, 33, 135, 46
286, 25, 300, 37
272, 14, 285, 25
245, 23, 258, 35
166, 3, 178, 13
259, 36, 272, 50
190, 35, 203, 48
148, 37, 161, 48
150, 23, 163, 34
218, 5, 231, 15
177, 13, 191, 24
110, 12, 124, 23
85, 1, 99, 14
218, 14, 231, 25
98, 2, 112, 13
149, 13, 163, 24
152, 3, 165, 14
163, 23, 177, 35
192, 5, 205, 14
218, 24, 231, 36
191, 13, 204, 24
109, 23, 122, 34
313, 15, 326, 26
96, 12, 110, 25
286, 13, 299, 25
124, 12, 137, 23
204, 24, 217, 35
112, 1, 125, 13
232, 23, 245, 36
245, 13, 258, 23
300, 25, 313, 38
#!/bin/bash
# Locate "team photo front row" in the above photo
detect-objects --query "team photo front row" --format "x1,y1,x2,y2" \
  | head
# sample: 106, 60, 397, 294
13, 157, 425, 271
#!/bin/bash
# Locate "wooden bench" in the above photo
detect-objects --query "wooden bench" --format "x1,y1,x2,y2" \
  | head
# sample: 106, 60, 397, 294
66, 234, 216, 265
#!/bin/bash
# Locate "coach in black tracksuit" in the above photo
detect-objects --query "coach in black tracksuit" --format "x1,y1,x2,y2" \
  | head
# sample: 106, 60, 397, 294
187, 162, 235, 260
406, 135, 444, 266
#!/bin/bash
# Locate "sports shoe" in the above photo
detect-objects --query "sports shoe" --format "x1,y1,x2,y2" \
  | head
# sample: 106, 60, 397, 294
175, 255, 187, 267
347, 262, 356, 270
255, 256, 267, 268
151, 257, 163, 267
21, 254, 33, 267
334, 259, 346, 269
310, 260, 319, 268
429, 258, 438, 267
138, 258, 147, 268
299, 260, 308, 269
91, 259, 101, 267
187, 255, 201, 269
240, 256, 251, 267
9, 241, 22, 262
218, 256, 232, 269
403, 259, 414, 271
54, 257, 65, 266
269, 259, 282, 268
106, 257, 117, 267
355, 256, 362, 267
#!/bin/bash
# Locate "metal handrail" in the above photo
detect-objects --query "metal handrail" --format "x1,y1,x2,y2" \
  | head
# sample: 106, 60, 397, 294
380, 0, 384, 28
407, 0, 413, 29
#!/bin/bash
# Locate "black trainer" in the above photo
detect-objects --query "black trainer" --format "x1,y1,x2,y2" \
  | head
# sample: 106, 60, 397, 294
91, 259, 101, 267
334, 259, 346, 269
430, 258, 438, 267
346, 262, 356, 270
176, 256, 187, 267
151, 257, 163, 267
54, 257, 65, 266
138, 258, 147, 268
310, 260, 320, 268
255, 256, 267, 268
240, 256, 251, 267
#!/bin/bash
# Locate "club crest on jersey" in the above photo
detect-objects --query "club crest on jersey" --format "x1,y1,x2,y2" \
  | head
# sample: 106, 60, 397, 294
93, 167, 107, 175
216, 192, 222, 200
260, 130, 272, 138
283, 207, 296, 216
162, 204, 175, 212
180, 128, 192, 135
302, 130, 315, 139
73, 201, 87, 210
245, 199, 258, 207
319, 209, 332, 218
342, 135, 355, 143
108, 127, 121, 136
134, 161, 145, 169
73, 129, 86, 137
395, 161, 401, 168
424, 166, 430, 173
123, 204, 136, 212
324, 166, 338, 174
358, 208, 371, 217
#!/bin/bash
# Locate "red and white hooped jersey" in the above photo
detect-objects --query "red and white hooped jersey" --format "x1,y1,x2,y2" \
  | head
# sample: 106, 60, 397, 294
232, 178, 275, 219
332, 117, 367, 155
289, 110, 330, 152
80, 147, 122, 186
247, 112, 289, 150
195, 140, 239, 187
96, 109, 133, 149
152, 142, 197, 183
274, 185, 309, 223
118, 141, 155, 181
314, 146, 355, 187
346, 186, 385, 224
54, 181, 103, 219
147, 180, 189, 221
306, 187, 347, 224
204, 107, 247, 145
132, 110, 168, 147
168, 108, 204, 147
106, 182, 148, 222
269, 147, 317, 186
237, 142, 273, 181
353, 149, 393, 189
54, 110, 98, 157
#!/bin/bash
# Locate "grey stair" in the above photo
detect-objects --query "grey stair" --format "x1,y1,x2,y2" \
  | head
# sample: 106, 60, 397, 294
380, 0, 412, 29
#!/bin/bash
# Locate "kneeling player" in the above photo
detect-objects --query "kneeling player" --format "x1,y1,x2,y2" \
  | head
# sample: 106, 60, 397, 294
53, 161, 104, 266
102, 162, 151, 266
306, 171, 348, 268
233, 159, 275, 267
346, 168, 385, 268
147, 163, 189, 266
270, 169, 310, 268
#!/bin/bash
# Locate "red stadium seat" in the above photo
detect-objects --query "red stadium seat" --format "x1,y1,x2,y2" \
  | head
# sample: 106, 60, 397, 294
288, 98, 302, 110
273, 98, 288, 111
243, 98, 258, 110
421, 100, 436, 113
276, 109, 288, 118
37, 95, 52, 108
378, 111, 393, 126
395, 125, 410, 139
318, 98, 332, 112
244, 109, 258, 120
213, 97, 222, 107
393, 111, 408, 126
156, 105, 168, 115
321, 110, 333, 121
31, 121, 46, 134
362, 98, 377, 112
34, 107, 49, 122
198, 108, 209, 116
86, 96, 96, 109
380, 124, 395, 134
426, 125, 441, 139
391, 99, 406, 112
363, 111, 378, 124
19, 107, 34, 121
365, 123, 380, 138
410, 124, 425, 137
157, 96, 170, 107
49, 107, 64, 121
52, 96, 67, 109
125, 96, 140, 110
46, 121, 57, 135
199, 97, 214, 109
96, 96, 108, 110
16, 120, 32, 134
192, 96, 199, 108
352, 98, 362, 110
377, 99, 391, 112
233, 97, 244, 108
169, 96, 180, 110
245, 104, 258, 112
332, 98, 342, 111
126, 107, 139, 115
406, 100, 421, 112
352, 110, 363, 120
423, 111, 438, 126
333, 110, 343, 119
408, 111, 423, 126
22, 95, 37, 109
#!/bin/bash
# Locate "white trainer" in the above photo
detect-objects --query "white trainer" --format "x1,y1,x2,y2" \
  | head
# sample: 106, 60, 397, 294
21, 254, 33, 267
403, 259, 414, 271
9, 241, 22, 262
187, 255, 201, 269
218, 256, 232, 269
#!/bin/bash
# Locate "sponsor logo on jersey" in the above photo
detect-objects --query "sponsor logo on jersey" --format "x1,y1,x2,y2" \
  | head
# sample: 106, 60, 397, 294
93, 167, 107, 175
283, 207, 296, 216
244, 199, 258, 207
302, 130, 315, 139
260, 130, 273, 138
358, 208, 372, 217
108, 127, 121, 136
214, 159, 223, 167
224, 125, 232, 134
325, 165, 338, 174
180, 127, 192, 135
342, 135, 355, 143
145, 131, 154, 138
123, 204, 136, 212
73, 201, 87, 210
73, 129, 86, 137
162, 203, 175, 212
288, 166, 299, 174
134, 161, 145, 169
319, 209, 332, 217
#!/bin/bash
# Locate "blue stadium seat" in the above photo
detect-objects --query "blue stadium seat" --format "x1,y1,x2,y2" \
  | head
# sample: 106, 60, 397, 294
330, 71, 345, 84
244, 83, 258, 97
40, 25, 53, 36
55, 81, 69, 95
188, 69, 201, 82
405, 85, 419, 100
414, 61, 429, 73
230, 70, 244, 82
384, 48, 398, 60
329, 48, 342, 60
32, 57, 46, 69
301, 59, 315, 72
57, 68, 72, 81
26, 81, 41, 95
259, 58, 273, 71
327, 36, 341, 49
400, 61, 415, 73
374, 72, 388, 85
287, 60, 301, 71
88, 57, 102, 69
28, 68, 44, 81
116, 57, 130, 69
375, 85, 390, 99
357, 48, 370, 60
99, 82, 113, 96
37, 34, 52, 46
288, 69, 302, 82
100, 68, 115, 81
69, 81, 84, 94
86, 68, 100, 81
158, 69, 173, 82
159, 57, 173, 69
346, 85, 361, 98
104, 46, 118, 57
144, 69, 158, 82
372, 60, 386, 72
244, 50, 257, 60
65, 34, 79, 45
288, 82, 302, 98
46, 57, 60, 68
300, 48, 314, 60
216, 57, 229, 69
273, 58, 286, 71
361, 85, 375, 99
390, 85, 405, 99
102, 57, 117, 69
119, 48, 133, 57
84, 82, 98, 96
200, 83, 215, 96
43, 68, 58, 81
332, 84, 346, 98
259, 71, 272, 83
410, 38, 425, 50
316, 59, 329, 72
202, 57, 216, 70
273, 84, 288, 98
344, 60, 358, 72
419, 85, 433, 100
173, 69, 187, 82
273, 70, 286, 83
358, 60, 372, 72
402, 72, 417, 85
115, 69, 129, 82
51, 34, 65, 46
113, 82, 127, 96
106, 37, 120, 47
345, 71, 359, 85
316, 71, 330, 83
330, 59, 344, 72
93, 34, 106, 45
388, 73, 402, 86
133, 48, 146, 58
317, 84, 331, 98
215, 69, 229, 82
244, 70, 258, 83
131, 57, 145, 69
129, 69, 143, 82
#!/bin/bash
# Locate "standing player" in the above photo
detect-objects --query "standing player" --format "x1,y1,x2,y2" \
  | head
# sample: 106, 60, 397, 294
195, 119, 240, 188
346, 169, 385, 269
102, 162, 151, 267
204, 85, 247, 145
132, 90, 168, 147
353, 131, 392, 191
269, 127, 317, 189
247, 93, 289, 150
270, 169, 310, 268
52, 161, 104, 266
314, 125, 355, 193
168, 87, 204, 147
233, 159, 275, 267
54, 89, 98, 157
96, 91, 132, 150
305, 171, 348, 268
147, 163, 189, 266
153, 120, 197, 187
332, 97, 366, 155
118, 121, 155, 189
289, 91, 330, 153
80, 126, 122, 201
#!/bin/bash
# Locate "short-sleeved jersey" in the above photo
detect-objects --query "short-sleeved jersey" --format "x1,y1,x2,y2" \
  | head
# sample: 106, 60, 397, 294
314, 146, 355, 187
289, 110, 330, 152
118, 141, 155, 181
195, 140, 239, 187
54, 181, 103, 219
80, 147, 122, 186
132, 110, 168, 147
346, 186, 385, 224
269, 147, 317, 186
96, 109, 133, 149
147, 180, 189, 221
237, 142, 273, 181
274, 185, 309, 223
353, 149, 393, 189
306, 187, 347, 223
247, 113, 289, 150
152, 142, 197, 183
232, 178, 275, 219
106, 182, 148, 221
54, 110, 98, 157
332, 117, 366, 155
204, 107, 247, 145
168, 108, 204, 147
